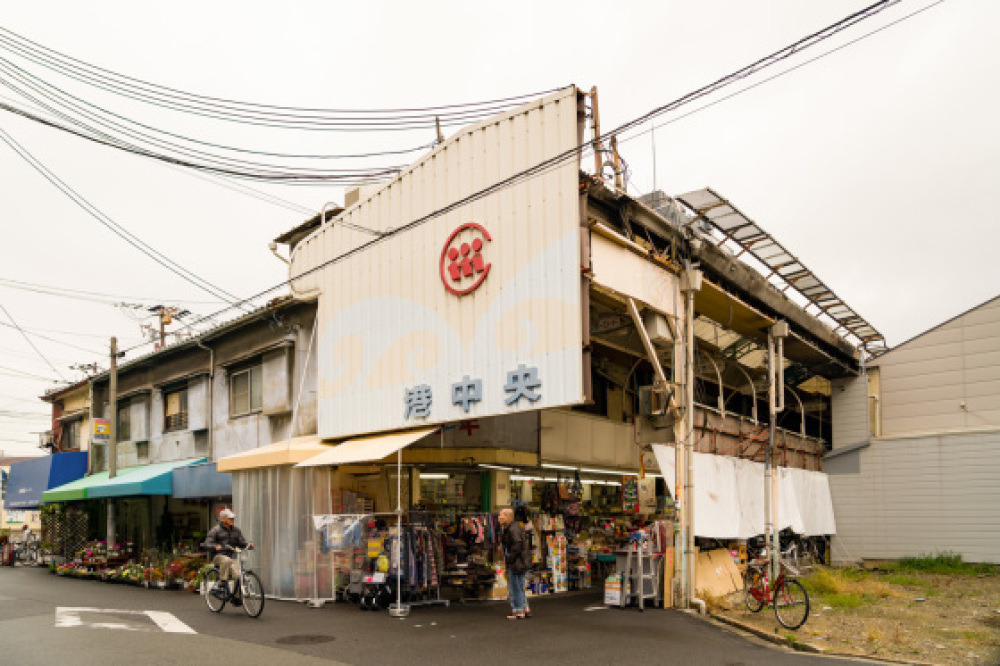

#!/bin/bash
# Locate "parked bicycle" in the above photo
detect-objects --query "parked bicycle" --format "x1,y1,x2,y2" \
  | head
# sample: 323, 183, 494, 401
202, 547, 265, 618
743, 545, 810, 630
13, 540, 39, 565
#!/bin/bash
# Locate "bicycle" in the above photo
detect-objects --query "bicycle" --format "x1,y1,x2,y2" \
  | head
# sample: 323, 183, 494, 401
743, 546, 810, 630
13, 540, 39, 566
201, 547, 265, 618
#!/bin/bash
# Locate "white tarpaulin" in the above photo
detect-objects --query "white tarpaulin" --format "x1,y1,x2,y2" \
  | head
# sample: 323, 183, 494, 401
651, 445, 836, 539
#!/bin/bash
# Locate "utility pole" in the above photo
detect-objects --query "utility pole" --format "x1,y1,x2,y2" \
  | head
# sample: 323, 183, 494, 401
765, 321, 789, 584
435, 116, 444, 145
590, 86, 603, 178
107, 336, 118, 548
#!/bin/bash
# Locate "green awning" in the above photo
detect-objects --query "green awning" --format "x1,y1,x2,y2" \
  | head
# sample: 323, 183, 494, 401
89, 458, 206, 499
42, 471, 111, 503
42, 458, 207, 502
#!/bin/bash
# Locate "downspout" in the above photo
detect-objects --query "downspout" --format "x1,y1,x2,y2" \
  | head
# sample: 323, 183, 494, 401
291, 317, 318, 438
681, 267, 704, 613
195, 340, 214, 460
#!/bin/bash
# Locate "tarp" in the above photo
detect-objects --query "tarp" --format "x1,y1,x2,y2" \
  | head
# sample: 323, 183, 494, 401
217, 436, 332, 472
651, 445, 836, 539
295, 428, 436, 467
88, 458, 206, 499
5, 453, 88, 509
172, 462, 232, 499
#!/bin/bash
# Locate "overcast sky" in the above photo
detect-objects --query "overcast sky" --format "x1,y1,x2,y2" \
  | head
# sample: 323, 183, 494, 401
1, 1, 996, 457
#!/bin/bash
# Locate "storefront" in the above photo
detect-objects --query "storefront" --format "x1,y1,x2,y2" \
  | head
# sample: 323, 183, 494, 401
42, 457, 207, 552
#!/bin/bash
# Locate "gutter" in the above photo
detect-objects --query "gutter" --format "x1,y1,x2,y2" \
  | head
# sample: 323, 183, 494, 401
195, 339, 214, 461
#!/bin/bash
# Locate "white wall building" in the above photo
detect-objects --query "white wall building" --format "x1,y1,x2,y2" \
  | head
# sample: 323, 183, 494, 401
827, 295, 1000, 563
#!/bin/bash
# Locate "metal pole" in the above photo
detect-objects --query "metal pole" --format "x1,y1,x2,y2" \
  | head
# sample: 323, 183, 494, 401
107, 337, 118, 548
680, 268, 702, 608
765, 330, 775, 583
684, 282, 696, 607
590, 86, 603, 178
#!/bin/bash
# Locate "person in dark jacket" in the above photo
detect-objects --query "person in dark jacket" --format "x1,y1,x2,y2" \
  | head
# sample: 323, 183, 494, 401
204, 509, 253, 589
499, 507, 529, 620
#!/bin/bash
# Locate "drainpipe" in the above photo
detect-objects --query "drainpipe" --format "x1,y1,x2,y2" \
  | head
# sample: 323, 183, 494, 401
195, 340, 214, 460
680, 266, 703, 612
765, 321, 789, 583
290, 317, 318, 438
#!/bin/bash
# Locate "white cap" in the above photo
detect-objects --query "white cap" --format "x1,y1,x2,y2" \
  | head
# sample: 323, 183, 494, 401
219, 509, 235, 520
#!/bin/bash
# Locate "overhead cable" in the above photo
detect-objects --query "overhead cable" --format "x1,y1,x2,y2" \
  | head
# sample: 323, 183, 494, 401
0, 129, 249, 306
119, 0, 911, 354
0, 302, 66, 381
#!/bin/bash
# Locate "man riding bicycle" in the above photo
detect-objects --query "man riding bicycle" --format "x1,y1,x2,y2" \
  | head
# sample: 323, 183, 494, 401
205, 509, 253, 597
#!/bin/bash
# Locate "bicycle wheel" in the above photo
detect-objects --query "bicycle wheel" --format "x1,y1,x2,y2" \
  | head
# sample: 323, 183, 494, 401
743, 569, 764, 613
241, 571, 265, 618
774, 578, 809, 629
204, 569, 226, 613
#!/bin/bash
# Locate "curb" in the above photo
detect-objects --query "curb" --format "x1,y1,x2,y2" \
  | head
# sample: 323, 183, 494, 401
706, 613, 941, 666
707, 612, 823, 653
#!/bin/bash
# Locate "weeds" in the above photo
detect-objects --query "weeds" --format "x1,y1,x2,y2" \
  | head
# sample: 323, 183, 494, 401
889, 553, 997, 575
825, 593, 863, 609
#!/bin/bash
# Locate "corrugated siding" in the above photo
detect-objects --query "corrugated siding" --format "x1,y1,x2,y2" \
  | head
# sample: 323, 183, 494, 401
289, 88, 584, 439
875, 297, 1000, 435
831, 376, 869, 450
830, 430, 1000, 563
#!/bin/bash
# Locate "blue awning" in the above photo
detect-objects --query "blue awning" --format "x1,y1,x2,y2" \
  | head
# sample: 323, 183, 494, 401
4, 453, 88, 509
87, 458, 207, 499
172, 462, 232, 499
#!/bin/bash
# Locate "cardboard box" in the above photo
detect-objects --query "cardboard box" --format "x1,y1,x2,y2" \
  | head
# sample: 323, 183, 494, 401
694, 548, 743, 597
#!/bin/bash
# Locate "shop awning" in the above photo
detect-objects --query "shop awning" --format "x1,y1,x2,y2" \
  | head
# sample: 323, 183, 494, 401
295, 428, 437, 467
88, 458, 207, 499
216, 436, 333, 472
42, 471, 111, 503
172, 462, 232, 499
5, 452, 88, 509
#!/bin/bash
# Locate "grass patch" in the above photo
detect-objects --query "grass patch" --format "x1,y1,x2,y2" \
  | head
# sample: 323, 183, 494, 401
889, 553, 997, 575
883, 574, 923, 587
824, 593, 863, 609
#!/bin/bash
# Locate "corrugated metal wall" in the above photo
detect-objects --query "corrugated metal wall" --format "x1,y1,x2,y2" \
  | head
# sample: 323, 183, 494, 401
290, 88, 585, 439
829, 297, 1000, 563
830, 431, 1000, 564
873, 296, 1000, 435
830, 375, 870, 450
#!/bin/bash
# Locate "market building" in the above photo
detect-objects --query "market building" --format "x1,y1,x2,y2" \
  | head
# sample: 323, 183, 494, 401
216, 86, 883, 607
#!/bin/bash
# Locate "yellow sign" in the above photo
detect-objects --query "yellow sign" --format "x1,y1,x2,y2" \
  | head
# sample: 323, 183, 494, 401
92, 419, 109, 445
367, 538, 382, 559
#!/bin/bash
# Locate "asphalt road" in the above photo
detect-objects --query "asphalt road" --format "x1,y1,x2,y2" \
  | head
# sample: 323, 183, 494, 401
0, 565, 883, 666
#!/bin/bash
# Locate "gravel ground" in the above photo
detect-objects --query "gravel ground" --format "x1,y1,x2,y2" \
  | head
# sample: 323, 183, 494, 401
712, 570, 1000, 665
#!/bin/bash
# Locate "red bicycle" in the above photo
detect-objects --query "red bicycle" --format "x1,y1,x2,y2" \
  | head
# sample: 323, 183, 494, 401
743, 547, 810, 629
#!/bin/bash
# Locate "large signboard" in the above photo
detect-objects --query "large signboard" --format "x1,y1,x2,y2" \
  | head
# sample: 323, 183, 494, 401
291, 87, 585, 439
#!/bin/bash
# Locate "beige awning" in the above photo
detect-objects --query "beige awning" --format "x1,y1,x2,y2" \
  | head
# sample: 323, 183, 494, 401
295, 428, 436, 467
217, 435, 333, 472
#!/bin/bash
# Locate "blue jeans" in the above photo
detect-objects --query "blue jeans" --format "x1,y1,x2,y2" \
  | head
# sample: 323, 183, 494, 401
508, 571, 526, 614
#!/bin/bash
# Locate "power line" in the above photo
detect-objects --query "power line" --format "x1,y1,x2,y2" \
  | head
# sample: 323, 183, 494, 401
618, 0, 946, 149
0, 275, 227, 306
0, 303, 66, 381
118, 0, 910, 356
0, 28, 561, 116
0, 128, 249, 306
0, 362, 59, 382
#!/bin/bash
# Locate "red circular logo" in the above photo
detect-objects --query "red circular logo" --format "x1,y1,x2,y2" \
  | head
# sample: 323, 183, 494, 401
440, 223, 492, 296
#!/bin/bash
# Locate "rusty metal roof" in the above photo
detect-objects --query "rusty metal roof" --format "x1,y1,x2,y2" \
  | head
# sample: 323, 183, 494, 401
677, 187, 886, 355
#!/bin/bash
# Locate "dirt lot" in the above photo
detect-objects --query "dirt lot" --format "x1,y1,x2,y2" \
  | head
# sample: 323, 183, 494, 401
711, 565, 1000, 665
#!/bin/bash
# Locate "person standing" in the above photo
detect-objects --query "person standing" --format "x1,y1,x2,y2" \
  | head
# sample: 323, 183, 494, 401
499, 507, 529, 620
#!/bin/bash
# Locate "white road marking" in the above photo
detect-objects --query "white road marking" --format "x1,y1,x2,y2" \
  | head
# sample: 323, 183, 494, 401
145, 610, 197, 634
583, 605, 609, 612
55, 607, 196, 634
